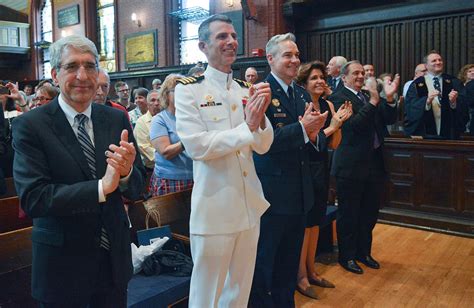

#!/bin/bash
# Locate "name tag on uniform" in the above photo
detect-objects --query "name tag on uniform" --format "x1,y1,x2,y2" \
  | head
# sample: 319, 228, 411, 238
274, 113, 287, 118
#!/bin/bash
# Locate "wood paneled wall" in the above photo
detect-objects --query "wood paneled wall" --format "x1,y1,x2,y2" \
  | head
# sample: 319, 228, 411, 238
298, 10, 473, 83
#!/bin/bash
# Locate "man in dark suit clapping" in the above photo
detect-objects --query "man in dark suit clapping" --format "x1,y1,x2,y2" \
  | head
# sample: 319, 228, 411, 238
329, 61, 399, 274
13, 35, 145, 307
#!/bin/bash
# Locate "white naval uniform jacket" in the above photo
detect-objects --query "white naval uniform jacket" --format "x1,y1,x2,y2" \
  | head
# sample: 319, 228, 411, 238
175, 65, 274, 235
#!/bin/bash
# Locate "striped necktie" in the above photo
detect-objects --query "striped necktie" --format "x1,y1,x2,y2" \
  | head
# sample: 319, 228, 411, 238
433, 77, 442, 100
75, 114, 110, 250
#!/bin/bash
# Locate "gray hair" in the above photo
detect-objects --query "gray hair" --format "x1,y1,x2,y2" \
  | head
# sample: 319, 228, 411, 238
198, 14, 233, 43
152, 78, 162, 85
340, 60, 361, 76
266, 33, 296, 56
98, 68, 110, 83
187, 65, 205, 77
147, 89, 160, 102
332, 56, 348, 69
49, 35, 99, 70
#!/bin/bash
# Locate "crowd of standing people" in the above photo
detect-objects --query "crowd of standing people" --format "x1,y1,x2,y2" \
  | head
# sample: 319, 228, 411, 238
2, 12, 473, 308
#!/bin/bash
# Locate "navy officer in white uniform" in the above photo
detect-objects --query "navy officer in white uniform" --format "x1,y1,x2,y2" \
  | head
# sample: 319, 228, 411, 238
174, 14, 274, 307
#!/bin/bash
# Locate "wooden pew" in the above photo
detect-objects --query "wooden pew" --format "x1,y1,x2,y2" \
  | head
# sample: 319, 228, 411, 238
0, 227, 34, 307
127, 189, 192, 308
2, 177, 17, 198
0, 196, 32, 233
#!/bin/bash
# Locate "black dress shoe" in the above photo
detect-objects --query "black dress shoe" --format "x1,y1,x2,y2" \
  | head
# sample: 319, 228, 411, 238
357, 255, 380, 269
339, 260, 363, 274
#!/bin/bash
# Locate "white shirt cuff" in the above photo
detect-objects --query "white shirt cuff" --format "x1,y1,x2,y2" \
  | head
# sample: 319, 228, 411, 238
98, 180, 106, 203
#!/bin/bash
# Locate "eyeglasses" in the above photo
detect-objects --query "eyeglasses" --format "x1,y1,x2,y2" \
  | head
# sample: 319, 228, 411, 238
59, 62, 98, 74
32, 96, 53, 102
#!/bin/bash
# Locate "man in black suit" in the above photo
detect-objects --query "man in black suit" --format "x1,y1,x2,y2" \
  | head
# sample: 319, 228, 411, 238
327, 56, 347, 94
329, 61, 399, 274
12, 35, 145, 307
250, 33, 327, 306
404, 51, 468, 139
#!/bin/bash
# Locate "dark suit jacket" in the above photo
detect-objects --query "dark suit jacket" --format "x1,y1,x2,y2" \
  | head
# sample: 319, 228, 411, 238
329, 86, 397, 180
12, 99, 145, 302
328, 76, 345, 94
404, 74, 468, 139
0, 107, 6, 195
253, 73, 316, 215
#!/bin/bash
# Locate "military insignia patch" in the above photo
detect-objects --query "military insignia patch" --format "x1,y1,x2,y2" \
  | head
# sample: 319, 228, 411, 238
234, 78, 252, 88
242, 96, 248, 107
445, 79, 451, 84
417, 82, 425, 87
272, 99, 280, 107
177, 75, 205, 85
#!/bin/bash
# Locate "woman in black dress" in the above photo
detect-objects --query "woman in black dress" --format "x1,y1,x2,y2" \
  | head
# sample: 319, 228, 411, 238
295, 61, 352, 299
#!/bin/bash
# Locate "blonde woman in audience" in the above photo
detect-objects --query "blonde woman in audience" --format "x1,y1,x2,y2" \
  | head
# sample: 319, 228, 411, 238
149, 74, 193, 196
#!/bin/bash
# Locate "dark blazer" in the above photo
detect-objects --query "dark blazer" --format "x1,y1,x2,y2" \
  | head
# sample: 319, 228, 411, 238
328, 76, 345, 94
329, 86, 397, 180
404, 74, 468, 139
253, 73, 316, 215
0, 107, 6, 195
12, 99, 145, 302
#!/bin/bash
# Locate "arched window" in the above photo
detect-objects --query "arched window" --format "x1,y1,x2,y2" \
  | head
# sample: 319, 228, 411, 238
40, 0, 53, 79
179, 0, 209, 65
97, 0, 116, 72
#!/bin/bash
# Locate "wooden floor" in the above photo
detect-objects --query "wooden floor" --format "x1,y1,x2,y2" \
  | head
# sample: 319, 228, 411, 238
295, 224, 474, 308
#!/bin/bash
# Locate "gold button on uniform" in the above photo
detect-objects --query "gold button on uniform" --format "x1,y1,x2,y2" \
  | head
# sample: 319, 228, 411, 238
231, 104, 237, 111
243, 171, 247, 177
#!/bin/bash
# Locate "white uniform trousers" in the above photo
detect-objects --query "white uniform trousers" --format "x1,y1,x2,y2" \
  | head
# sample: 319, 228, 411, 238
189, 222, 260, 308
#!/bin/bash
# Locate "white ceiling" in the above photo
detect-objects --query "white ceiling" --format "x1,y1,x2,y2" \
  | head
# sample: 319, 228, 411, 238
0, 0, 29, 14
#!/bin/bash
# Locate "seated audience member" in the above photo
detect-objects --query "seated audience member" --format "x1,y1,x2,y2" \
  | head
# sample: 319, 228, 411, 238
403, 63, 427, 97
245, 66, 258, 84
32, 85, 59, 108
187, 65, 205, 77
134, 90, 161, 170
152, 78, 162, 90
149, 74, 193, 196
458, 64, 474, 135
404, 51, 468, 139
329, 61, 399, 275
94, 68, 129, 119
295, 61, 352, 298
129, 87, 149, 128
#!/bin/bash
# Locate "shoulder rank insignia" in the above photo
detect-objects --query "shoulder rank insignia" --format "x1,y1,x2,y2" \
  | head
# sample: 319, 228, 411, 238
177, 75, 205, 85
234, 78, 252, 88
417, 82, 425, 87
